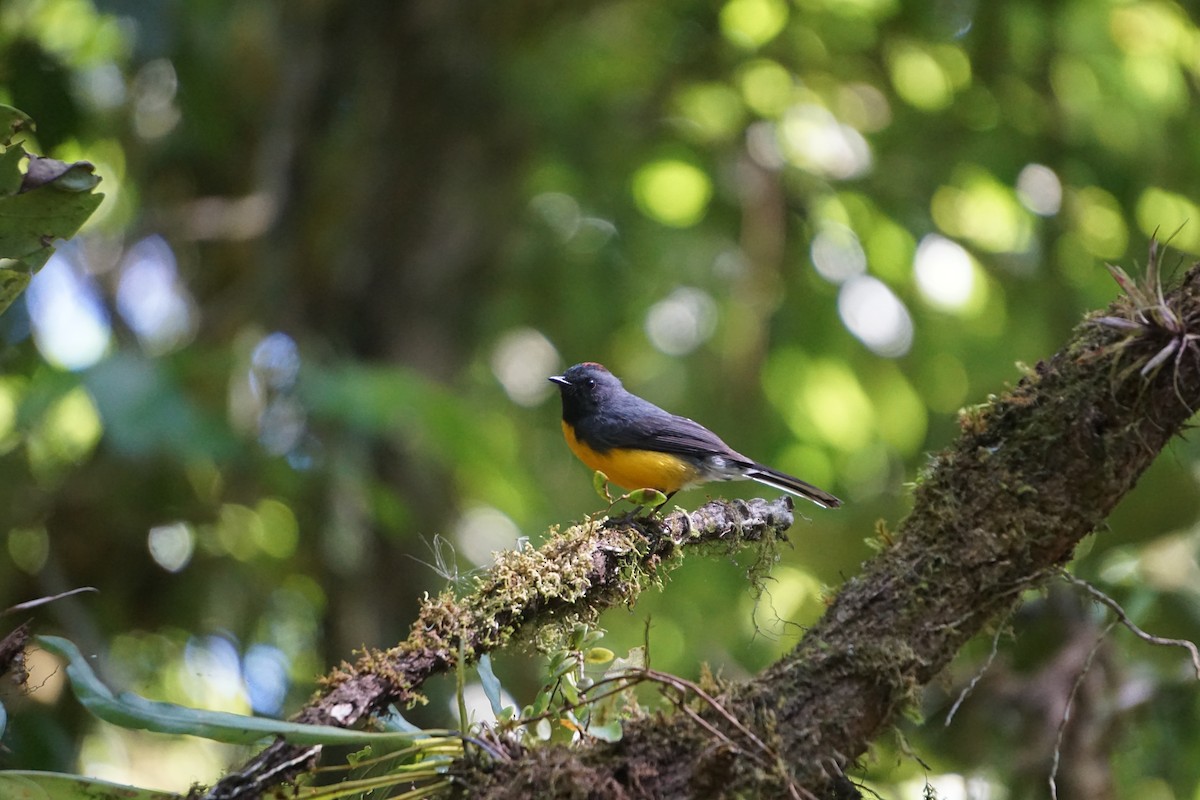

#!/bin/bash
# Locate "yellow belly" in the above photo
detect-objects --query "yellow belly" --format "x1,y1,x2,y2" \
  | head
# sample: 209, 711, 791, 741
561, 421, 699, 492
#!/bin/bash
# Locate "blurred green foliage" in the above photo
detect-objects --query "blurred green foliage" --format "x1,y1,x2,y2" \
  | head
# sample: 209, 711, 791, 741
1, 0, 1200, 796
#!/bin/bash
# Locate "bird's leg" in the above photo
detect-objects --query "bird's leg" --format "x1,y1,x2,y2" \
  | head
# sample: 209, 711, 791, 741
651, 490, 677, 514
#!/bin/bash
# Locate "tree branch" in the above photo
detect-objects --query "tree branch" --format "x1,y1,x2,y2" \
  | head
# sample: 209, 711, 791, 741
463, 259, 1200, 798
203, 498, 797, 799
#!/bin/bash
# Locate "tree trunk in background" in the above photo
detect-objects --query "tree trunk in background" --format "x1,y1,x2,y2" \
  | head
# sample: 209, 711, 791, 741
259, 1, 525, 656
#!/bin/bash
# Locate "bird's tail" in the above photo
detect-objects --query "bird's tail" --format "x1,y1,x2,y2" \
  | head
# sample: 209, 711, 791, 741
744, 464, 842, 509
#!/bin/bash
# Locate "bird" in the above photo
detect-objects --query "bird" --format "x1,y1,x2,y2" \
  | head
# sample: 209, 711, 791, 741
548, 362, 841, 509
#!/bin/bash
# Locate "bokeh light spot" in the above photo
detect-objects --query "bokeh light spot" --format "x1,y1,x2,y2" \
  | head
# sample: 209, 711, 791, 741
28, 386, 104, 476
632, 159, 713, 228
1135, 187, 1200, 255
181, 635, 249, 713
530, 192, 581, 238
132, 58, 181, 140
719, 0, 788, 49
1072, 186, 1128, 259
243, 644, 289, 715
920, 352, 970, 414
802, 361, 875, 451
914, 234, 977, 311
780, 104, 872, 179
837, 276, 913, 357
251, 332, 301, 395
454, 506, 522, 566
8, 527, 49, 574
255, 498, 299, 559
644, 287, 718, 356
737, 59, 794, 117
491, 328, 560, 407
810, 224, 867, 284
873, 368, 927, 455
148, 522, 195, 573
931, 169, 1031, 254
451, 682, 518, 726
26, 250, 111, 371
116, 235, 197, 356
674, 83, 745, 142
887, 43, 953, 111
1016, 163, 1062, 216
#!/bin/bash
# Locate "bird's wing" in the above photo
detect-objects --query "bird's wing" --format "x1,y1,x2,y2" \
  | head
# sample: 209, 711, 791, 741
588, 400, 740, 461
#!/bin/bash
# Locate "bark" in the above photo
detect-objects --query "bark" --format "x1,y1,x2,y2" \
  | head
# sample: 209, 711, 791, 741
462, 262, 1200, 798
203, 498, 797, 799
207, 258, 1200, 799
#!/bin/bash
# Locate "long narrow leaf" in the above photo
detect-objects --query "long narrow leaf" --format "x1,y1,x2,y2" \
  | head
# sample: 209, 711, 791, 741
476, 654, 507, 719
0, 770, 180, 800
37, 636, 442, 746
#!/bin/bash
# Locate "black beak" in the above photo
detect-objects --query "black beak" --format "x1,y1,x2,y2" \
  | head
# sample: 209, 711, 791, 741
548, 375, 570, 387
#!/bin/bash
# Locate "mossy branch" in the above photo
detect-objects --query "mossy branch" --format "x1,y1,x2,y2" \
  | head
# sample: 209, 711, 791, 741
209, 254, 1200, 800
203, 498, 796, 799
462, 258, 1200, 798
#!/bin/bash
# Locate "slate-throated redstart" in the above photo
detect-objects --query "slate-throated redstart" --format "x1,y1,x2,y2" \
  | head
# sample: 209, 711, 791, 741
549, 362, 840, 509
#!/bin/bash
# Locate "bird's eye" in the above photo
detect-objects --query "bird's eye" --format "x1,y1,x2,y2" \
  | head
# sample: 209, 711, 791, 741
584, 378, 596, 390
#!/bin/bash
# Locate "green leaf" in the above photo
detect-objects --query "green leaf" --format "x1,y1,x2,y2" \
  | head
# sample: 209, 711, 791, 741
534, 717, 553, 740
531, 688, 551, 716
0, 106, 104, 316
559, 672, 580, 705
587, 719, 624, 743
0, 263, 30, 315
0, 185, 103, 260
0, 105, 33, 146
378, 705, 423, 734
568, 622, 588, 649
37, 636, 442, 746
0, 146, 25, 196
592, 469, 610, 501
584, 646, 615, 665
626, 488, 667, 507
0, 771, 180, 800
476, 654, 507, 719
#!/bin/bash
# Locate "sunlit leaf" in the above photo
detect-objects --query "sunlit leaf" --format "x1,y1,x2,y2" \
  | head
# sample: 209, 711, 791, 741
0, 771, 179, 800
592, 469, 610, 501
0, 106, 103, 316
584, 646, 615, 665
626, 488, 667, 507
0, 172, 102, 259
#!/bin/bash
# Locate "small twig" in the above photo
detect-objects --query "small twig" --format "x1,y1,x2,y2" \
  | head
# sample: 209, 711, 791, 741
1060, 570, 1200, 679
1048, 620, 1117, 800
643, 668, 776, 762
3, 587, 98, 615
945, 608, 1013, 727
